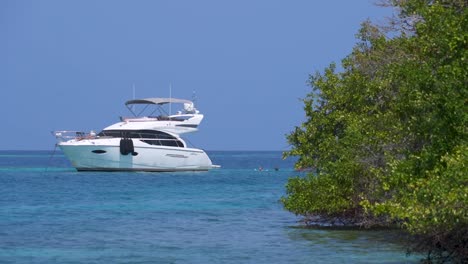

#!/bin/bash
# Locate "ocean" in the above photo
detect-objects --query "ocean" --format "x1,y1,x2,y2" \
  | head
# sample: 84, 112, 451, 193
0, 151, 419, 263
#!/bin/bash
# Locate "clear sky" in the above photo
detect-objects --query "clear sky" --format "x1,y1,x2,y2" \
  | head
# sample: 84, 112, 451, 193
1, 0, 392, 151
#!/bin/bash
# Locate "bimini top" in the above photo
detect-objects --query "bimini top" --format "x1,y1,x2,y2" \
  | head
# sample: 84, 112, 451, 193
125, 98, 193, 106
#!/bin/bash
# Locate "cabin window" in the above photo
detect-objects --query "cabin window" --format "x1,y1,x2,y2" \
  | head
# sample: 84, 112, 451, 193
98, 130, 175, 140
142, 139, 184, 148
141, 140, 161, 146
161, 140, 184, 147
98, 130, 184, 147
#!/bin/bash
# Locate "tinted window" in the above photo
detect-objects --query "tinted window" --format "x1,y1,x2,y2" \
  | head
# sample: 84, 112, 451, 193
141, 140, 161, 146
142, 139, 184, 148
98, 130, 175, 140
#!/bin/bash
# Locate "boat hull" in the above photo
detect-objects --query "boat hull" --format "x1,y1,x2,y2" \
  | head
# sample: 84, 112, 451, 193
58, 139, 213, 172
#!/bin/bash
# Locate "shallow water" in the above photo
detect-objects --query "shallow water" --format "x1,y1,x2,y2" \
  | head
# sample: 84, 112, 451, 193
0, 151, 419, 263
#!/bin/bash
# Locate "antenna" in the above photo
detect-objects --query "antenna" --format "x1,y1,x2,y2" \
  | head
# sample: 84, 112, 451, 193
169, 83, 172, 117
131, 84, 136, 112
192, 90, 197, 107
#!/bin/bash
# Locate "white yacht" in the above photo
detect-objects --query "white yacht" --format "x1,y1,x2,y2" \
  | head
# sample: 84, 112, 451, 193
53, 97, 214, 172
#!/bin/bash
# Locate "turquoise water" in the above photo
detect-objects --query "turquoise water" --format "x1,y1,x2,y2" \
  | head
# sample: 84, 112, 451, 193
0, 151, 419, 263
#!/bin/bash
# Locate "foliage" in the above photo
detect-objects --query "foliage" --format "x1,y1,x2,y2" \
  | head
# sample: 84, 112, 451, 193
282, 0, 467, 262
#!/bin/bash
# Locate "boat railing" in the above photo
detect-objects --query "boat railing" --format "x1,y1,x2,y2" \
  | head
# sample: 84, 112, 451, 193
52, 130, 97, 142
53, 130, 185, 147
120, 114, 194, 122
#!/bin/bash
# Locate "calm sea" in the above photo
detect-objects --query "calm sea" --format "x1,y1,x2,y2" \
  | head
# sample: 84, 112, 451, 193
0, 151, 419, 263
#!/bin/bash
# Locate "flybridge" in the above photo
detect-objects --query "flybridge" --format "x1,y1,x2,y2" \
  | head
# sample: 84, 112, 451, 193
105, 97, 205, 136
124, 97, 199, 118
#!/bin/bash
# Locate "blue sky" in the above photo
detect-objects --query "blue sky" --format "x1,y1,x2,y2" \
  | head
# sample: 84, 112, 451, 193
1, 0, 392, 150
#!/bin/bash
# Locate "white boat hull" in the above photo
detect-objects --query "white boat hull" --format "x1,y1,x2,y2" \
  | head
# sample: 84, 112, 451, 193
58, 139, 213, 172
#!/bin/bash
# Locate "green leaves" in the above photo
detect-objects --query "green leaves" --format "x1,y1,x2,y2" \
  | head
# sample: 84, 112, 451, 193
283, 0, 467, 261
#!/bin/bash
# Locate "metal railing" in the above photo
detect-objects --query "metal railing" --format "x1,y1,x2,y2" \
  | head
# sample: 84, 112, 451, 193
52, 130, 97, 142
52, 130, 185, 147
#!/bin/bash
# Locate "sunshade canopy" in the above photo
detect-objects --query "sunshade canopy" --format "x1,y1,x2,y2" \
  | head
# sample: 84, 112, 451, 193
125, 98, 193, 106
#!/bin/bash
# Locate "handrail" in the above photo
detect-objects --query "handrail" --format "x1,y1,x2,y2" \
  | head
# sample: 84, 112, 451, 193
120, 115, 192, 122
53, 130, 186, 148
52, 130, 97, 141
53, 130, 184, 143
